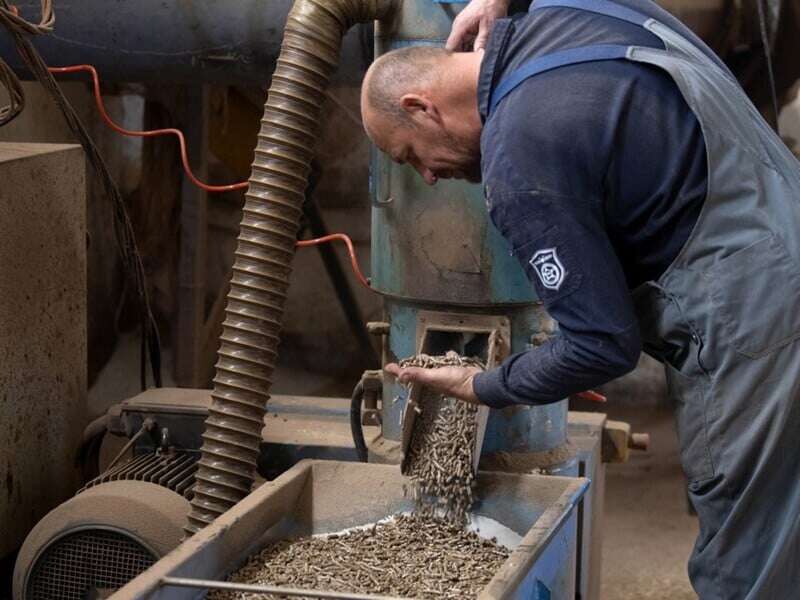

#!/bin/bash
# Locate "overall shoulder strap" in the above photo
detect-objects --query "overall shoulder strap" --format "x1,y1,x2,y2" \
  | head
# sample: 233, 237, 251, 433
530, 0, 650, 26
488, 1, 658, 115
488, 44, 630, 114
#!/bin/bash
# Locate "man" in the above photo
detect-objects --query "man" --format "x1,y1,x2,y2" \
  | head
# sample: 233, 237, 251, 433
362, 0, 800, 598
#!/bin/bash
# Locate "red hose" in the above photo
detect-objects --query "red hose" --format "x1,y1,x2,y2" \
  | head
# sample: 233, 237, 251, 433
45, 62, 613, 379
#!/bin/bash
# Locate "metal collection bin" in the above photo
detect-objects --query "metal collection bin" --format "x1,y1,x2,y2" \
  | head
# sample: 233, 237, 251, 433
114, 460, 588, 599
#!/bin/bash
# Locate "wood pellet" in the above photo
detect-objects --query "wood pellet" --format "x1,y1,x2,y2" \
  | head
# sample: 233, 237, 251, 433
211, 352, 498, 599
208, 514, 509, 600
399, 351, 485, 524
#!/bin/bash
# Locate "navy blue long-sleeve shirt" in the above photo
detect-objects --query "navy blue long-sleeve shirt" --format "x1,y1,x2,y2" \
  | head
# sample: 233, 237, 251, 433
472, 0, 711, 408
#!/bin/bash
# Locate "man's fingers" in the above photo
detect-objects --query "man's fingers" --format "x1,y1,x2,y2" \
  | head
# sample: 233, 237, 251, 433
384, 364, 481, 404
474, 23, 491, 51
445, 31, 459, 51
398, 366, 433, 385
447, 8, 482, 51
383, 363, 431, 386
446, 19, 470, 51
385, 364, 449, 389
384, 362, 402, 377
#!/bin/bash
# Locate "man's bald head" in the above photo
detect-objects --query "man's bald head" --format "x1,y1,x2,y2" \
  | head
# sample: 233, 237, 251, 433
361, 46, 484, 185
363, 45, 451, 127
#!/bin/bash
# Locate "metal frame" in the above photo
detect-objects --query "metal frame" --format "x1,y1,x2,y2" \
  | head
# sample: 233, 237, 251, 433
111, 460, 589, 599
174, 85, 210, 388
160, 577, 407, 599
414, 310, 511, 358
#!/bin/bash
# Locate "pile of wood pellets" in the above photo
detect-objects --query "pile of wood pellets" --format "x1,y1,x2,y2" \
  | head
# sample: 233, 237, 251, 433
399, 351, 485, 523
209, 514, 509, 600
211, 352, 504, 600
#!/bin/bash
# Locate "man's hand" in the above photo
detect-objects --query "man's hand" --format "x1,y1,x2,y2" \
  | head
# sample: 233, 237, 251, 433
385, 363, 483, 404
446, 0, 511, 52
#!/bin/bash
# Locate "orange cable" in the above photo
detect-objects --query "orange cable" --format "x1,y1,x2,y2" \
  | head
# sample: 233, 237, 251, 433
296, 233, 371, 290
47, 64, 248, 193
47, 65, 375, 290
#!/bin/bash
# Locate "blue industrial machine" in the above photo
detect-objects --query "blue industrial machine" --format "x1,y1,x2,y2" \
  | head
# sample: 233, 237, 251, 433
370, 0, 569, 460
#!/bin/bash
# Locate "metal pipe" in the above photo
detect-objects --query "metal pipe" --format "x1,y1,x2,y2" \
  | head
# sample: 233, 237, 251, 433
80, 413, 109, 446
350, 379, 368, 462
160, 576, 407, 599
1, 1, 372, 84
184, 0, 394, 536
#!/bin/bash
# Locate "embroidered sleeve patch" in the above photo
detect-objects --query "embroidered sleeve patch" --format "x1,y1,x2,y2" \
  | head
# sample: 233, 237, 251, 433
530, 248, 566, 291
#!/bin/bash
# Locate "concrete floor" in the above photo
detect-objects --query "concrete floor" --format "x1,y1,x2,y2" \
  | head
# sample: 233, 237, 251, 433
600, 404, 698, 599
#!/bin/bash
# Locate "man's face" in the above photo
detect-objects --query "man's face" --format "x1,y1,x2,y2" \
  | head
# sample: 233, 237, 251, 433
366, 111, 482, 185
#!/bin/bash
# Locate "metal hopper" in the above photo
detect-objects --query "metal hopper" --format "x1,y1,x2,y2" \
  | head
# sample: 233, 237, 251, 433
114, 460, 588, 599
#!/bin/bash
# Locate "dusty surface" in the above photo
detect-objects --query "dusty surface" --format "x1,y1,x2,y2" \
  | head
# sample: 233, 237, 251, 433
480, 442, 576, 473
0, 143, 87, 557
212, 514, 508, 600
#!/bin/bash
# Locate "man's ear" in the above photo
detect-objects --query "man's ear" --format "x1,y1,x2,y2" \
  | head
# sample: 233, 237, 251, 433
400, 94, 442, 125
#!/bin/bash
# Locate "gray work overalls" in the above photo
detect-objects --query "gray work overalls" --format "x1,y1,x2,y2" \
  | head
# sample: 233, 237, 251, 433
488, 0, 800, 597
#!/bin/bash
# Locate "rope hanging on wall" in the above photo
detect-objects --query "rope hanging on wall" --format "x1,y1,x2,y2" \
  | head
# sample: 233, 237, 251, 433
0, 0, 51, 125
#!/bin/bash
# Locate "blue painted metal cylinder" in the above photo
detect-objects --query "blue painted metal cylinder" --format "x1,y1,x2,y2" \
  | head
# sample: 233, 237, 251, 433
372, 0, 568, 455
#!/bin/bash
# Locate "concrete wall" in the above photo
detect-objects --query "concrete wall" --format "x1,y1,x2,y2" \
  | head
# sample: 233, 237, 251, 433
0, 82, 141, 383
0, 143, 87, 557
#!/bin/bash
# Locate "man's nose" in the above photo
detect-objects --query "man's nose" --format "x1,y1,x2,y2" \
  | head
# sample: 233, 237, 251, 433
414, 163, 437, 185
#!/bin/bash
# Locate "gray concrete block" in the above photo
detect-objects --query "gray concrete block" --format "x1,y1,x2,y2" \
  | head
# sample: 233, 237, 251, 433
0, 142, 87, 557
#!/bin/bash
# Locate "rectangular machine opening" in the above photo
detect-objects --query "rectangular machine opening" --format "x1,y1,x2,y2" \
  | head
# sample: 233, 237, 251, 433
423, 330, 490, 363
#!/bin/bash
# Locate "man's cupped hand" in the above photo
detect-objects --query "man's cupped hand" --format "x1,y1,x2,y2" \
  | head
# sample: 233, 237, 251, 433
384, 362, 483, 405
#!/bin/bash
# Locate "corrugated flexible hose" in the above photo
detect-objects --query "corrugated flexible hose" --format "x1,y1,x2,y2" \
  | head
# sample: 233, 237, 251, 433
185, 0, 394, 535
